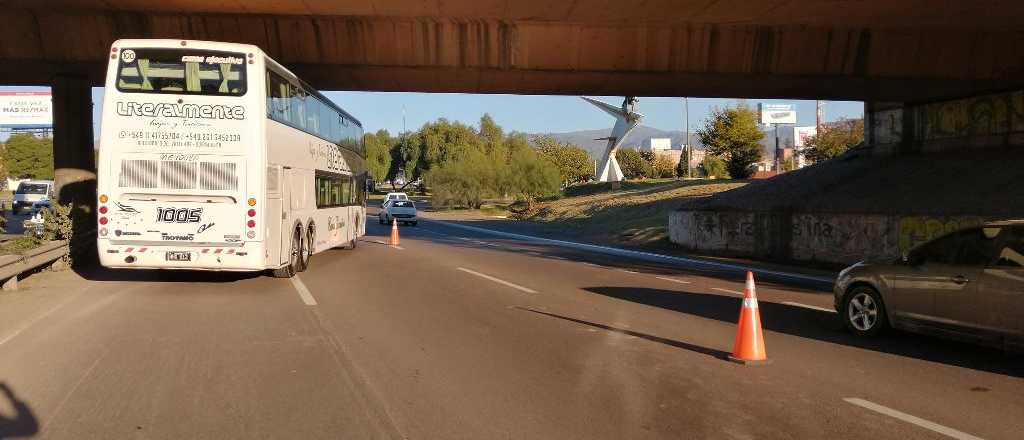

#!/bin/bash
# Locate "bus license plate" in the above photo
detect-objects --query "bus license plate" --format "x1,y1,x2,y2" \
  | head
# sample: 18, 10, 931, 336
166, 251, 191, 262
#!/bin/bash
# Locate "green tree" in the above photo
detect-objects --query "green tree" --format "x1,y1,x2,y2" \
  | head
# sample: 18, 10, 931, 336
802, 118, 865, 163
506, 147, 561, 208
534, 136, 594, 186
425, 149, 498, 209
363, 129, 393, 184
696, 105, 764, 178
675, 147, 694, 178
2, 133, 54, 179
478, 113, 505, 155
781, 156, 798, 172
419, 119, 481, 169
653, 154, 676, 178
615, 148, 645, 179
699, 155, 727, 178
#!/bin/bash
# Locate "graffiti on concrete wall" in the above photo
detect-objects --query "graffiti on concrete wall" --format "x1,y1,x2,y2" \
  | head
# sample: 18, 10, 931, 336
790, 214, 894, 263
872, 108, 902, 144
669, 211, 756, 253
915, 91, 1024, 141
897, 216, 984, 253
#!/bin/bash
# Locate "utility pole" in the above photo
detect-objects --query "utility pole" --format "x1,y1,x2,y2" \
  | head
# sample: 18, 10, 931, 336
684, 97, 691, 178
816, 100, 824, 131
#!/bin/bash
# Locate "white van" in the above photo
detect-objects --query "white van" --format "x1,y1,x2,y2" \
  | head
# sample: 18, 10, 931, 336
12, 180, 53, 213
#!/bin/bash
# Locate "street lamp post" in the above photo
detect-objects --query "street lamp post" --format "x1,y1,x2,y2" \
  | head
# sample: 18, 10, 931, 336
684, 97, 691, 178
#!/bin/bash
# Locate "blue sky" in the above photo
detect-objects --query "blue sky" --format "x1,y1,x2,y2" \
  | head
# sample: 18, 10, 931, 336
4, 86, 863, 136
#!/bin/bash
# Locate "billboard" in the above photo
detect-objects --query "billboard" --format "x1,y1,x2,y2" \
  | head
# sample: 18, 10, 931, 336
793, 126, 816, 147
0, 92, 53, 128
759, 103, 796, 124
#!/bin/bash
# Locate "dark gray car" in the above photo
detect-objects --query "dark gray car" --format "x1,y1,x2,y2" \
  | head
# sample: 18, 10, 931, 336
834, 220, 1024, 351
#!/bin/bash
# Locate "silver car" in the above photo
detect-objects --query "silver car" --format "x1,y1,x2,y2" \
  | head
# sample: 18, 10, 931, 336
834, 220, 1024, 351
379, 200, 418, 226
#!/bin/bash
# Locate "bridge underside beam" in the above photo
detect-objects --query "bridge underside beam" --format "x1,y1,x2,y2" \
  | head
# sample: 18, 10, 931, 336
1, 9, 1022, 101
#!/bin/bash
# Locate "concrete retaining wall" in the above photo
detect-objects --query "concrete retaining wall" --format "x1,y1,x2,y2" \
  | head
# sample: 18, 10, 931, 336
669, 210, 987, 265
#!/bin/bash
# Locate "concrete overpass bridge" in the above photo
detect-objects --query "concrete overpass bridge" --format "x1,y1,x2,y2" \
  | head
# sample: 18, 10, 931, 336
1, 0, 1023, 230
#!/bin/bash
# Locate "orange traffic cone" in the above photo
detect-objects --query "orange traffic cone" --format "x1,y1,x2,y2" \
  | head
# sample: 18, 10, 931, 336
389, 217, 400, 246
728, 271, 770, 365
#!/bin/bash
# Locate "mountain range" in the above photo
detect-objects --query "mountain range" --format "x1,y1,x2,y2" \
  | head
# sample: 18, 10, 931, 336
529, 125, 704, 159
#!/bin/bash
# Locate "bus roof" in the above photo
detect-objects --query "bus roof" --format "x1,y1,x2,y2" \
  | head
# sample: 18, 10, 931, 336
111, 39, 363, 128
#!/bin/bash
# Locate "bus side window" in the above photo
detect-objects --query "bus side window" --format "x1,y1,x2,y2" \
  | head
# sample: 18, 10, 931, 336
289, 85, 305, 129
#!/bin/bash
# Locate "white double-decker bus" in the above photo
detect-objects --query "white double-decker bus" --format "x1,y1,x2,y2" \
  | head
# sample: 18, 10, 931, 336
97, 39, 366, 277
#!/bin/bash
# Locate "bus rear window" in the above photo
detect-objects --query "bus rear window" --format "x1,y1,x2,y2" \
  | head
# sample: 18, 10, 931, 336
116, 48, 247, 96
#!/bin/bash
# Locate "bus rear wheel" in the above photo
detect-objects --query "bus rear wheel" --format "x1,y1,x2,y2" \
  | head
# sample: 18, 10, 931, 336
301, 225, 314, 272
272, 228, 303, 278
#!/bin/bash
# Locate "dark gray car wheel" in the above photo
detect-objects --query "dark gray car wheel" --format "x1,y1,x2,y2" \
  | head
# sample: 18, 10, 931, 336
842, 286, 888, 336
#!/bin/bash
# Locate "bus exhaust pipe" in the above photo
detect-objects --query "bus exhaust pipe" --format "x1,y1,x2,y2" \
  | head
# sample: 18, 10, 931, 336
124, 255, 136, 264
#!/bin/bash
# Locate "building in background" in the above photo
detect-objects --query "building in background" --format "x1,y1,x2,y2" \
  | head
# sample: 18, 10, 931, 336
757, 125, 816, 171
642, 137, 672, 151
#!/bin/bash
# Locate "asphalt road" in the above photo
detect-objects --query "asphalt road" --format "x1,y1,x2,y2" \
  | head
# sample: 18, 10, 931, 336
0, 216, 1021, 439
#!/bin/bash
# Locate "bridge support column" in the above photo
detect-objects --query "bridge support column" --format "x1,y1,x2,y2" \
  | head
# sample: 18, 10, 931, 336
51, 74, 97, 265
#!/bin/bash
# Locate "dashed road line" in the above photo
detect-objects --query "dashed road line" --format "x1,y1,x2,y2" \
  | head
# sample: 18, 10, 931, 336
618, 269, 639, 274
783, 301, 835, 313
712, 287, 744, 296
412, 228, 449, 238
582, 262, 602, 267
843, 398, 983, 440
456, 267, 538, 294
656, 276, 691, 284
290, 275, 318, 305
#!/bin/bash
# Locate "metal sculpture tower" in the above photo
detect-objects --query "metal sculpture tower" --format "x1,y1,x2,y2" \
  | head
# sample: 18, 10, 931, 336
581, 96, 643, 182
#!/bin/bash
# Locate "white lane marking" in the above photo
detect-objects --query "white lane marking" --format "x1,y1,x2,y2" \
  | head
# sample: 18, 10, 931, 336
582, 262, 602, 267
656, 276, 691, 284
422, 219, 834, 284
0, 291, 79, 347
458, 237, 473, 241
783, 301, 835, 313
527, 251, 542, 256
414, 228, 448, 238
290, 276, 318, 305
550, 256, 568, 261
619, 269, 639, 274
712, 287, 744, 296
457, 267, 538, 294
843, 398, 984, 440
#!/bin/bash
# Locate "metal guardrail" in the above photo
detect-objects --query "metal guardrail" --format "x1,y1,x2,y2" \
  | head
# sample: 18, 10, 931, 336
0, 240, 68, 291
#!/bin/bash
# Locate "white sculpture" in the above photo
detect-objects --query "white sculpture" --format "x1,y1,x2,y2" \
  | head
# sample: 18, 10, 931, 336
581, 96, 643, 182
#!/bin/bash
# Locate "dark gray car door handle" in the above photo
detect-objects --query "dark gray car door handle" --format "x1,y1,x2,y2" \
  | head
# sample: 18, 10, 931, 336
951, 275, 970, 284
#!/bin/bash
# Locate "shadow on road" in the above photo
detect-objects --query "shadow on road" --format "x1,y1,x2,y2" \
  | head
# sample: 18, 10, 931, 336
75, 265, 262, 283
0, 383, 38, 440
583, 286, 1024, 378
514, 306, 730, 360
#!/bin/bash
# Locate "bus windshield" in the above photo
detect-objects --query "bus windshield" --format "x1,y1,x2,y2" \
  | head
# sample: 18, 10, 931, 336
116, 48, 247, 96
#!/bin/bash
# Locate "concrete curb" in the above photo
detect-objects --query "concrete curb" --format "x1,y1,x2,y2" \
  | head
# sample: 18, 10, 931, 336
420, 218, 836, 287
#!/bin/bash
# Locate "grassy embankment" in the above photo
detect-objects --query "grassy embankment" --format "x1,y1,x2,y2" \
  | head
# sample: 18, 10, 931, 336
518, 179, 746, 246
370, 178, 745, 246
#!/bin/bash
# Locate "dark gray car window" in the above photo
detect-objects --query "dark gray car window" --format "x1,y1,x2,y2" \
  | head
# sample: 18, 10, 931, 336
916, 228, 997, 266
954, 228, 998, 266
